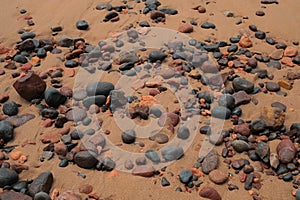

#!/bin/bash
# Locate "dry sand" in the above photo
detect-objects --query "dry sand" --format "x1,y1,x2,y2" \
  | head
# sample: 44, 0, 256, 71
0, 0, 300, 199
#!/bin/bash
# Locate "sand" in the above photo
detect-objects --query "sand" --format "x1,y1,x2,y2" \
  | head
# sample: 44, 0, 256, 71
0, 0, 300, 199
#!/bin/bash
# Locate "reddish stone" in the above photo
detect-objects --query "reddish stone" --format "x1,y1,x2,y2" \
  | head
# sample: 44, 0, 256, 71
277, 139, 296, 163
178, 24, 194, 33
199, 186, 221, 200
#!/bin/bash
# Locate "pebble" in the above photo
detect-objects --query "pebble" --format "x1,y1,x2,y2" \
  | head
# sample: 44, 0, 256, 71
178, 24, 193, 33
255, 141, 269, 160
0, 168, 19, 188
199, 186, 221, 200
233, 123, 251, 137
56, 191, 81, 200
135, 157, 147, 165
122, 129, 136, 144
149, 50, 167, 62
79, 184, 93, 194
270, 153, 280, 168
74, 151, 98, 169
177, 125, 190, 140
255, 31, 266, 39
211, 106, 231, 119
161, 177, 170, 186
73, 90, 87, 101
232, 140, 251, 153
161, 146, 184, 161
76, 20, 89, 30
284, 46, 298, 57
65, 107, 87, 122
145, 150, 160, 163
86, 82, 114, 96
267, 60, 281, 69
2, 101, 19, 116
132, 166, 155, 177
266, 37, 276, 45
233, 91, 251, 106
28, 171, 53, 197
44, 88, 67, 108
296, 189, 300, 200
209, 169, 228, 184
150, 10, 165, 20
82, 95, 106, 108
37, 48, 47, 58
149, 107, 162, 118
244, 173, 254, 190
65, 60, 78, 68
34, 191, 51, 200
202, 150, 219, 174
124, 160, 134, 170
218, 94, 235, 110
105, 12, 118, 21
201, 22, 216, 29
270, 49, 284, 60
265, 82, 280, 92
256, 11, 265, 16
277, 139, 296, 163
102, 157, 116, 171
232, 77, 254, 93
13, 72, 46, 101
0, 120, 14, 142
179, 170, 193, 184
260, 106, 285, 129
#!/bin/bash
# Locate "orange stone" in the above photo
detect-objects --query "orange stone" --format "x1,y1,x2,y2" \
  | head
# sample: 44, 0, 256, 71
278, 79, 292, 90
284, 46, 298, 57
40, 132, 61, 143
178, 24, 194, 33
238, 35, 253, 48
281, 57, 295, 67
31, 56, 40, 65
10, 150, 23, 160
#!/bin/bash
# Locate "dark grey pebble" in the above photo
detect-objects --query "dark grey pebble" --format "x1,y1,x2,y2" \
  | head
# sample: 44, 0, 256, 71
232, 77, 254, 93
102, 157, 116, 171
149, 107, 162, 118
28, 171, 53, 197
21, 32, 36, 40
161, 177, 170, 186
82, 117, 92, 126
232, 140, 251, 153
227, 44, 238, 52
2, 101, 19, 116
119, 62, 134, 71
244, 173, 253, 190
59, 159, 69, 168
256, 11, 265, 16
139, 21, 150, 27
44, 88, 67, 108
266, 37, 275, 45
12, 181, 28, 192
218, 94, 235, 110
275, 42, 287, 49
161, 146, 184, 161
41, 108, 58, 119
211, 106, 231, 119
0, 168, 19, 188
74, 151, 97, 169
0, 120, 14, 142
86, 82, 114, 96
14, 54, 27, 64
177, 125, 190, 140
122, 129, 136, 144
267, 60, 281, 69
70, 129, 84, 140
255, 31, 266, 39
76, 20, 89, 30
145, 150, 160, 163
37, 48, 47, 58
201, 22, 216, 29
105, 12, 118, 21
34, 191, 51, 200
149, 51, 167, 62
83, 95, 106, 108
179, 170, 193, 184
115, 40, 124, 47
250, 119, 265, 133
249, 25, 257, 32
159, 8, 178, 15
65, 60, 78, 68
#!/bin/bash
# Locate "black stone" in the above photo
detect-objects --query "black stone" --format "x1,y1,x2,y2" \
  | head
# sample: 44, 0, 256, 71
255, 31, 266, 39
122, 129, 136, 144
82, 95, 106, 108
65, 60, 78, 68
0, 168, 19, 188
232, 77, 254, 93
179, 170, 193, 184
21, 32, 36, 40
149, 51, 167, 62
161, 177, 170, 186
28, 171, 53, 197
211, 106, 231, 119
2, 101, 19, 116
76, 20, 89, 30
44, 88, 67, 108
14, 54, 27, 64
86, 82, 114, 96
201, 22, 216, 29
41, 108, 59, 119
177, 125, 190, 140
0, 120, 14, 142
266, 37, 275, 45
37, 48, 47, 58
218, 94, 235, 110
105, 12, 118, 20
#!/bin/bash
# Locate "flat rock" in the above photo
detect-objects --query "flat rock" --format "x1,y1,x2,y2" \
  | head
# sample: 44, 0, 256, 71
0, 168, 19, 188
74, 151, 98, 169
233, 91, 251, 106
44, 88, 67, 108
0, 120, 14, 142
232, 140, 251, 153
161, 146, 184, 161
199, 186, 221, 200
6, 113, 35, 127
232, 77, 254, 93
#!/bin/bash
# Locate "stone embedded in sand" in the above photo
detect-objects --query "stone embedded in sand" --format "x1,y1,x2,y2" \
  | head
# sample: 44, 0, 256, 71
82, 95, 106, 108
28, 171, 53, 197
233, 91, 251, 106
76, 20, 89, 30
2, 101, 18, 116
40, 132, 61, 144
149, 133, 169, 144
232, 140, 251, 153
149, 50, 167, 63
211, 106, 231, 119
178, 24, 193, 33
0, 168, 19, 188
74, 151, 98, 169
158, 112, 180, 129
255, 141, 270, 160
13, 71, 46, 101
281, 56, 295, 67
260, 106, 285, 129
233, 123, 250, 137
161, 146, 184, 161
79, 184, 93, 194
238, 35, 253, 48
277, 139, 296, 163
132, 165, 155, 177
56, 191, 82, 200
54, 143, 67, 156
0, 190, 31, 200
265, 82, 280, 92
199, 186, 221, 200
209, 169, 228, 184
150, 10, 165, 20
179, 170, 193, 184
0, 120, 14, 143
201, 150, 219, 174
284, 46, 298, 57
270, 49, 284, 60
145, 150, 161, 164
232, 77, 254, 93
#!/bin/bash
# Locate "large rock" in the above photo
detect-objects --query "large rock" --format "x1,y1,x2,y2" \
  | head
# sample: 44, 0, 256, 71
0, 191, 31, 200
28, 171, 53, 197
13, 72, 46, 101
277, 139, 296, 163
74, 151, 98, 169
0, 168, 19, 188
232, 77, 254, 93
199, 186, 221, 200
260, 106, 285, 130
132, 165, 155, 177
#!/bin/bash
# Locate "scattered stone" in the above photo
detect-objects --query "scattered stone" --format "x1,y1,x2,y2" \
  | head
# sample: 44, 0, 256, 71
260, 106, 285, 129
270, 153, 280, 169
29, 171, 53, 197
266, 82, 280, 92
232, 140, 251, 153
211, 106, 231, 119
177, 125, 190, 140
199, 186, 221, 200
178, 24, 193, 33
74, 151, 98, 169
239, 35, 253, 48
13, 72, 46, 101
132, 166, 155, 177
86, 82, 114, 96
0, 168, 19, 188
0, 120, 14, 143
145, 150, 160, 163
44, 88, 67, 108
202, 150, 219, 174
179, 170, 193, 184
209, 169, 228, 184
122, 129, 136, 144
65, 107, 87, 122
161, 146, 184, 161
233, 91, 251, 106
277, 139, 296, 163
0, 191, 31, 200
232, 77, 254, 93
76, 20, 89, 30
284, 46, 298, 57
2, 101, 19, 116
